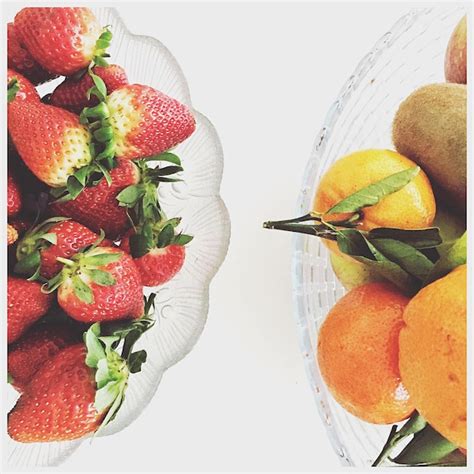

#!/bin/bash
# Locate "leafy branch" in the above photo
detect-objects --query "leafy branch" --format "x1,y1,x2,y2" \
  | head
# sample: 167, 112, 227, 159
372, 412, 465, 467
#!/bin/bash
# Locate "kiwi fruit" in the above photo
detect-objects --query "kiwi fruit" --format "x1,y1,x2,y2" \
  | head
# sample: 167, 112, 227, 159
392, 83, 466, 214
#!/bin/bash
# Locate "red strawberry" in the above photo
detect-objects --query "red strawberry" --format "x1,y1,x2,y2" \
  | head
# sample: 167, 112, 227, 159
121, 227, 188, 287
47, 246, 144, 323
8, 313, 154, 442
7, 68, 40, 105
15, 218, 112, 279
107, 84, 195, 160
9, 344, 101, 442
7, 23, 55, 85
8, 223, 19, 246
8, 323, 80, 391
50, 158, 140, 239
8, 277, 54, 344
8, 173, 22, 217
50, 64, 128, 114
8, 100, 93, 187
14, 8, 102, 76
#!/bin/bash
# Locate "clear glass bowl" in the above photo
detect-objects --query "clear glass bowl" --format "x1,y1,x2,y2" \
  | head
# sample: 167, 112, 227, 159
292, 6, 466, 468
7, 7, 230, 468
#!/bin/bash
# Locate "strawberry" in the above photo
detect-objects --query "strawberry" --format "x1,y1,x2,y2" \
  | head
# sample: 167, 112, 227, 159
8, 303, 156, 442
8, 277, 54, 344
7, 23, 55, 85
8, 173, 22, 217
9, 217, 32, 239
8, 99, 93, 188
8, 223, 18, 246
7, 68, 39, 105
8, 322, 80, 392
46, 245, 144, 323
120, 220, 191, 287
9, 344, 100, 442
50, 158, 140, 239
13, 8, 104, 76
107, 84, 196, 160
50, 64, 128, 114
15, 218, 112, 280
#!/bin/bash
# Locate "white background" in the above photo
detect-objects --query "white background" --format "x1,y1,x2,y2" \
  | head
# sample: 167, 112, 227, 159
3, 2, 446, 472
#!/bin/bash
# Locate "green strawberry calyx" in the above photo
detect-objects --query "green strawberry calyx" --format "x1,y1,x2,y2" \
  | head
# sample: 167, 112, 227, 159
93, 27, 113, 67
14, 217, 70, 280
43, 234, 121, 304
115, 153, 193, 257
51, 68, 117, 203
116, 154, 184, 222
7, 78, 20, 103
84, 293, 156, 433
128, 216, 193, 259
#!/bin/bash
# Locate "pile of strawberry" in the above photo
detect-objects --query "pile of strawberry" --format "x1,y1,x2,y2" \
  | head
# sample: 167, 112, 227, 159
7, 7, 196, 443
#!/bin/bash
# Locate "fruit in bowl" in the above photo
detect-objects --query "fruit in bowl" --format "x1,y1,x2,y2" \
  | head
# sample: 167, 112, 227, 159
264, 10, 467, 468
7, 6, 199, 445
444, 15, 467, 84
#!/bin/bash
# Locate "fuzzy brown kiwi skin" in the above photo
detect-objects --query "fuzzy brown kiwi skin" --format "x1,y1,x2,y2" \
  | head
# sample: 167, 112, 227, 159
392, 83, 466, 215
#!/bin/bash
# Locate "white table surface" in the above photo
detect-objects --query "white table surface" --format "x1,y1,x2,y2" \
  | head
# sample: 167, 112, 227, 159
4, 2, 420, 471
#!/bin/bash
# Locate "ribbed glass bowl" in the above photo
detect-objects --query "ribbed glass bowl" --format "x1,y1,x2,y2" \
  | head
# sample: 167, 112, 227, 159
292, 6, 466, 468
6, 7, 230, 468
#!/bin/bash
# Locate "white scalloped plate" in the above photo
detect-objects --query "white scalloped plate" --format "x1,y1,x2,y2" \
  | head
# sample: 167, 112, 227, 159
292, 6, 466, 468
7, 7, 230, 468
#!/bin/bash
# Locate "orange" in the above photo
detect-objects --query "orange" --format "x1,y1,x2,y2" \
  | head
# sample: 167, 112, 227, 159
399, 264, 466, 448
317, 282, 414, 424
313, 149, 436, 230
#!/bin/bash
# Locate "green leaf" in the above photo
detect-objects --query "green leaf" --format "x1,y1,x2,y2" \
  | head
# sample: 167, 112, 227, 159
152, 165, 183, 177
141, 152, 182, 166
372, 412, 427, 466
99, 28, 113, 42
93, 125, 113, 143
336, 229, 374, 259
367, 227, 442, 249
82, 252, 122, 267
84, 323, 106, 368
50, 187, 68, 199
424, 232, 467, 285
95, 39, 111, 51
66, 175, 85, 200
95, 357, 112, 389
40, 233, 58, 245
93, 56, 109, 67
8, 78, 20, 103
174, 233, 194, 246
337, 229, 417, 293
128, 350, 147, 373
157, 224, 175, 248
97, 385, 125, 430
129, 233, 151, 258
88, 269, 116, 286
95, 380, 121, 413
434, 449, 467, 467
73, 165, 92, 186
327, 167, 420, 214
14, 250, 41, 277
95, 161, 113, 185
116, 184, 146, 206
156, 177, 181, 183
369, 238, 434, 282
72, 275, 94, 304
393, 425, 458, 465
